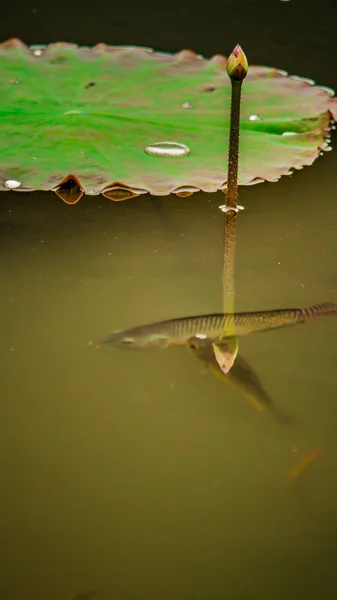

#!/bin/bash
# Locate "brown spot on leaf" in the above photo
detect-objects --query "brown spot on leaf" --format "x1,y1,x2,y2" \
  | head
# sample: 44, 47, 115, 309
49, 55, 67, 64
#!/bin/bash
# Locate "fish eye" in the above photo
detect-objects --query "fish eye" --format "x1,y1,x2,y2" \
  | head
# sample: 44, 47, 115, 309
189, 342, 198, 351
121, 337, 135, 346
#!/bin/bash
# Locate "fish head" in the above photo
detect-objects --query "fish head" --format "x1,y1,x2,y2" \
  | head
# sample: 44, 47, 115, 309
97, 326, 169, 349
187, 335, 215, 362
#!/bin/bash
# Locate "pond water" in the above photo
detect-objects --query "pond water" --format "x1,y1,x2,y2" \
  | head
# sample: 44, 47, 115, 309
1, 1, 337, 599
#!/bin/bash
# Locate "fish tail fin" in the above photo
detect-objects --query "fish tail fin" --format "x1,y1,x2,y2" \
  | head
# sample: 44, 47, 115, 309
305, 302, 337, 319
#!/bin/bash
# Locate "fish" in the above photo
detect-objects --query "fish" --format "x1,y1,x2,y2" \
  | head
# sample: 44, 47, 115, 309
188, 335, 296, 425
98, 302, 337, 349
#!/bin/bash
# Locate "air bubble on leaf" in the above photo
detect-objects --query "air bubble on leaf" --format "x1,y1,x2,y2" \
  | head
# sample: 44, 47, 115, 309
145, 141, 190, 157
248, 114, 261, 121
5, 179, 21, 189
282, 131, 297, 137
182, 102, 192, 109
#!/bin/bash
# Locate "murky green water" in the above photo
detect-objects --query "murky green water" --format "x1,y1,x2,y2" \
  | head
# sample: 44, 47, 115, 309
1, 0, 337, 599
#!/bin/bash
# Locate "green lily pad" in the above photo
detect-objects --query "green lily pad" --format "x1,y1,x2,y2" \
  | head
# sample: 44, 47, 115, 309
0, 38, 336, 203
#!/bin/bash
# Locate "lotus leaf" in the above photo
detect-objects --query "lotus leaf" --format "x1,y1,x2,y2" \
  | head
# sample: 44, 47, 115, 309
0, 38, 336, 203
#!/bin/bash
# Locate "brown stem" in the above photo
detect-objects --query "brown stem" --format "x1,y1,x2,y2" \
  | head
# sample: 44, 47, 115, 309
226, 80, 242, 210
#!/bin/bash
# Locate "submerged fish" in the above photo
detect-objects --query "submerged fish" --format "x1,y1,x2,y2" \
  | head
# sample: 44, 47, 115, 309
188, 336, 295, 425
99, 302, 337, 349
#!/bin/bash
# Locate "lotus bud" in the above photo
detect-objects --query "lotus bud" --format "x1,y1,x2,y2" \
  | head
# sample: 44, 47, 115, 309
227, 44, 248, 81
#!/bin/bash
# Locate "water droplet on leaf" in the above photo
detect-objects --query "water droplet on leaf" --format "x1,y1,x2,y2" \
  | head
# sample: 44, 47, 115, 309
30, 45, 45, 56
145, 141, 190, 157
64, 109, 83, 115
5, 179, 21, 189
248, 114, 261, 121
